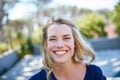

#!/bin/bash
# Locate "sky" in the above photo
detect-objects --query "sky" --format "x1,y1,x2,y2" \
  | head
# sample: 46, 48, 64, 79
48, 0, 118, 9
8, 0, 119, 20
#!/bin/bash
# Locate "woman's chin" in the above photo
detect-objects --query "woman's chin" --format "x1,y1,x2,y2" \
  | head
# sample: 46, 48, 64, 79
53, 59, 68, 64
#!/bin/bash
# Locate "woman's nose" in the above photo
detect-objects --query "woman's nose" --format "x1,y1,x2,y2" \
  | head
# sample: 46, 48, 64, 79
56, 39, 64, 48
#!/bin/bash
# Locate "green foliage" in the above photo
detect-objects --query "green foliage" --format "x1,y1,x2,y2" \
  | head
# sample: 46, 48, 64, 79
0, 20, 42, 58
12, 32, 28, 58
109, 2, 120, 36
0, 42, 11, 54
72, 13, 106, 39
31, 27, 42, 45
13, 27, 42, 58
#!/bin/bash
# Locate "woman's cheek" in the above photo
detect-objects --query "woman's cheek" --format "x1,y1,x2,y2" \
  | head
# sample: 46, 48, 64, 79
47, 42, 55, 51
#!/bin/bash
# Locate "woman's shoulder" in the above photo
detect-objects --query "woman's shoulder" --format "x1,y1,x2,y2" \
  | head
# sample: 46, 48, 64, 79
85, 64, 106, 80
29, 67, 47, 80
86, 64, 104, 74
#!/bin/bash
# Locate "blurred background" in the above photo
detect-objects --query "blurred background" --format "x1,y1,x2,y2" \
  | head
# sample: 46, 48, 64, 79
0, 0, 120, 80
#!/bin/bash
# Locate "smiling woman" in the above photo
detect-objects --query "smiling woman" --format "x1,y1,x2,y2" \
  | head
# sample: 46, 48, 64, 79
29, 16, 106, 80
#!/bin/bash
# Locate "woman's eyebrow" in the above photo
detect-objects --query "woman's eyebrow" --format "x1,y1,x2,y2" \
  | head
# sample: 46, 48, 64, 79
63, 34, 71, 37
48, 34, 71, 38
48, 35, 56, 38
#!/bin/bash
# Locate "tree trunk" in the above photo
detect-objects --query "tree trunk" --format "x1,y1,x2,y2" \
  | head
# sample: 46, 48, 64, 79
0, 1, 6, 30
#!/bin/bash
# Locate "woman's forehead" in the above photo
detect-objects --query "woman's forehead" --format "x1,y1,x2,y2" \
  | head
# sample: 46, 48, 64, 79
47, 24, 73, 36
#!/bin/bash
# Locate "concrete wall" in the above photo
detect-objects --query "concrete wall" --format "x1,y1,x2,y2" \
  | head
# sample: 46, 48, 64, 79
88, 37, 120, 50
34, 45, 41, 55
0, 50, 18, 75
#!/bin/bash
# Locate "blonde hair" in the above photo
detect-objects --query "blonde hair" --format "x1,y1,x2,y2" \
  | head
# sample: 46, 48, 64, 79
40, 16, 95, 80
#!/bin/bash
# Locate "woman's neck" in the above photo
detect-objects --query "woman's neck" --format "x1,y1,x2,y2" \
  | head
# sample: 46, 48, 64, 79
53, 60, 80, 78
52, 59, 86, 80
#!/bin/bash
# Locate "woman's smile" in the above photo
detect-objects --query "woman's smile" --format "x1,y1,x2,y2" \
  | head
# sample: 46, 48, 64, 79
53, 50, 68, 55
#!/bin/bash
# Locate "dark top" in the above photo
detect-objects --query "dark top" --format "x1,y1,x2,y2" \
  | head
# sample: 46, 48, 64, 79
29, 65, 106, 80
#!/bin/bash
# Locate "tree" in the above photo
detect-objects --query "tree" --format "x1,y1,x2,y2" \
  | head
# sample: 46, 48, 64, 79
0, 0, 52, 54
109, 2, 120, 36
73, 13, 106, 39
0, 0, 52, 40
0, 0, 19, 29
96, 9, 111, 22
0, 0, 52, 29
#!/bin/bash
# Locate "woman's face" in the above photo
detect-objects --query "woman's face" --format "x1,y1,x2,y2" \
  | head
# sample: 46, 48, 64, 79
47, 23, 75, 64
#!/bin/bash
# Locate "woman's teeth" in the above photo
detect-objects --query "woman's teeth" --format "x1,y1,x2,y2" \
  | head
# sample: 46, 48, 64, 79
55, 51, 66, 55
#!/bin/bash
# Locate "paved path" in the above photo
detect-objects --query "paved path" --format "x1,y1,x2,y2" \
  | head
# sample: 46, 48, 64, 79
95, 49, 120, 77
0, 49, 120, 80
0, 55, 43, 80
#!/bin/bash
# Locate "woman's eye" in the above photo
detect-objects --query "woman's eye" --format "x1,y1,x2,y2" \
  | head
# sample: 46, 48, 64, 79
49, 38, 56, 41
64, 37, 70, 40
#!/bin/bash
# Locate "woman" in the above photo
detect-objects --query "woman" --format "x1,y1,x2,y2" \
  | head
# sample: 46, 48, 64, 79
29, 16, 106, 80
